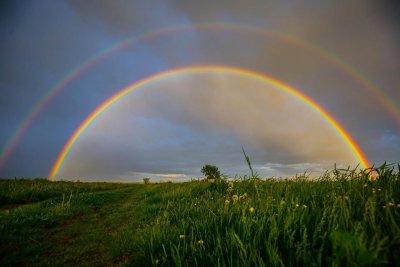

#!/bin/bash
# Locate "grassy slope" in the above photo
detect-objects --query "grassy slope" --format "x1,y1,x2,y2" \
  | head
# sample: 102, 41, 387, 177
0, 181, 151, 266
0, 179, 130, 205
0, 166, 399, 266
131, 173, 400, 267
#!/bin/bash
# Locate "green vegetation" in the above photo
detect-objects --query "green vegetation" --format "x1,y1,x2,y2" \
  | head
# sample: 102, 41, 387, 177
1, 164, 399, 266
201, 164, 221, 180
0, 178, 128, 205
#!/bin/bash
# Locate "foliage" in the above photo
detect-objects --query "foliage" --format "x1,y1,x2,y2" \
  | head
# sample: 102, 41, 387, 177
0, 180, 141, 266
132, 164, 400, 266
143, 177, 150, 184
242, 147, 256, 179
1, 164, 400, 266
201, 164, 221, 180
0, 178, 127, 205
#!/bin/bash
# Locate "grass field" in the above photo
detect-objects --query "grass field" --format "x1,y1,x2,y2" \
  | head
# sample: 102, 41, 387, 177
0, 164, 399, 266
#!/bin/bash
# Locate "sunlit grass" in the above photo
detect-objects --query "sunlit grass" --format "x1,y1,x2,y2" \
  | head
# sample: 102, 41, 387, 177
131, 163, 400, 266
0, 163, 399, 266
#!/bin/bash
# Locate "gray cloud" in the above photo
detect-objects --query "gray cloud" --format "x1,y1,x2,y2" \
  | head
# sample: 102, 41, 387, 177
59, 73, 357, 181
0, 0, 399, 179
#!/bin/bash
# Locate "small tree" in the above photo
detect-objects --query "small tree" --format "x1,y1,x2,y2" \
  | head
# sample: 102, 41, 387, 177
201, 164, 221, 180
143, 177, 150, 184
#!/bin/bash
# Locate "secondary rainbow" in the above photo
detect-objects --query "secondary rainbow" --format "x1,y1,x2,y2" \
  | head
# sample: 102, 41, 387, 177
1, 22, 396, 170
48, 65, 370, 181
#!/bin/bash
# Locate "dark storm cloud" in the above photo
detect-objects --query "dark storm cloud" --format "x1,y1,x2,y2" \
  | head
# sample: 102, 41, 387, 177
0, 0, 399, 179
65, 0, 400, 125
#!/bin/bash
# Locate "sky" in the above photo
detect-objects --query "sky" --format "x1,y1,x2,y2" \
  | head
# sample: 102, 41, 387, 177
0, 0, 399, 182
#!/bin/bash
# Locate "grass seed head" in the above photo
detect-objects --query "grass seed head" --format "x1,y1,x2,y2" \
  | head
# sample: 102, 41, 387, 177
232, 195, 238, 202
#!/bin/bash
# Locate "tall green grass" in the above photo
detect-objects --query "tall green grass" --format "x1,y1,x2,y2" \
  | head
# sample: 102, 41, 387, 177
0, 165, 399, 266
131, 164, 400, 266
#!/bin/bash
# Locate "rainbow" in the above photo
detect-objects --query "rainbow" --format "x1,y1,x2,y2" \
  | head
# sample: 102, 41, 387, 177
1, 22, 395, 170
48, 65, 370, 181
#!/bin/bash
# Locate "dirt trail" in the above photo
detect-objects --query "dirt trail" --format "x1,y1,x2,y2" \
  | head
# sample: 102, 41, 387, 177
41, 186, 148, 267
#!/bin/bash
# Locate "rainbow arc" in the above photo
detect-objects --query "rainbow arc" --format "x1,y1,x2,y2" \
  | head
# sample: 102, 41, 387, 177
49, 66, 370, 181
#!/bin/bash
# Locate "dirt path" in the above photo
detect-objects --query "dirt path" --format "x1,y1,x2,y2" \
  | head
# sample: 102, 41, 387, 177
39, 186, 149, 267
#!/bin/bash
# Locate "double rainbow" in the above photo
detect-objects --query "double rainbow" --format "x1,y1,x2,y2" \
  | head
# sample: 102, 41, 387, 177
49, 65, 370, 181
2, 23, 389, 170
